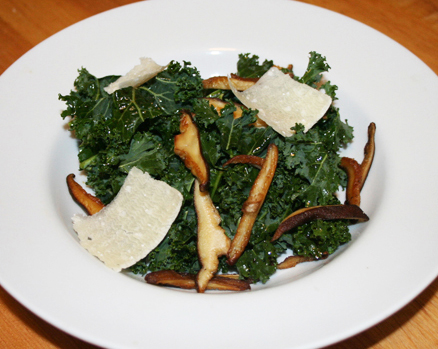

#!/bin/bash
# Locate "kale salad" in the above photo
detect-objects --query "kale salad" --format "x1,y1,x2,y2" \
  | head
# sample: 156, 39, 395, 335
60, 52, 358, 285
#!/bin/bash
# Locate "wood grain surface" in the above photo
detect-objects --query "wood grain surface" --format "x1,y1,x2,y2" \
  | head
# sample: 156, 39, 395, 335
1, 0, 437, 348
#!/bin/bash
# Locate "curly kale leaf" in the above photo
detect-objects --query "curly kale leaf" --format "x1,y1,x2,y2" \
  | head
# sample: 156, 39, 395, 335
268, 101, 353, 209
118, 132, 169, 176
299, 51, 331, 88
140, 60, 204, 115
237, 53, 274, 78
278, 219, 351, 259
216, 105, 266, 157
82, 157, 128, 204
59, 62, 203, 203
235, 241, 280, 284
193, 99, 276, 168
321, 80, 338, 100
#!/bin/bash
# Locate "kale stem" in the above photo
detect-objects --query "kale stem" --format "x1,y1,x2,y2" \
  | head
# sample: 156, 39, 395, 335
210, 170, 224, 201
139, 86, 173, 103
288, 153, 328, 208
95, 76, 101, 100
132, 89, 145, 122
279, 206, 293, 223
311, 153, 328, 186
226, 122, 235, 150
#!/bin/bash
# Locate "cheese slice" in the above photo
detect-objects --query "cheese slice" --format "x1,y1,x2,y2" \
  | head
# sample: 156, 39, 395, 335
104, 57, 167, 94
72, 167, 183, 271
229, 67, 332, 137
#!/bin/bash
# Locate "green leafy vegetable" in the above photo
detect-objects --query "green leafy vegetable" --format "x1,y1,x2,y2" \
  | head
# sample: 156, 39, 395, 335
61, 52, 354, 283
59, 61, 203, 203
237, 53, 274, 78
118, 132, 169, 176
299, 51, 330, 87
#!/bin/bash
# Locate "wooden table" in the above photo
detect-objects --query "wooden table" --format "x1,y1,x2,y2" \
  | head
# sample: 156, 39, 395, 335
1, 0, 437, 348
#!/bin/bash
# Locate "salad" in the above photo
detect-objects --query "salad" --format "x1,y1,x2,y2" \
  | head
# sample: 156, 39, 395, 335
60, 52, 373, 291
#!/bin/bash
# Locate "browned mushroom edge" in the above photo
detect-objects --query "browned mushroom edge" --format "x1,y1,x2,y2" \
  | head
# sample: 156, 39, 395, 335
66, 174, 105, 215
202, 74, 258, 91
202, 67, 293, 91
339, 122, 376, 206
271, 204, 369, 242
145, 270, 251, 292
223, 154, 265, 169
227, 144, 279, 265
340, 157, 362, 206
360, 122, 376, 187
174, 110, 210, 192
277, 253, 329, 270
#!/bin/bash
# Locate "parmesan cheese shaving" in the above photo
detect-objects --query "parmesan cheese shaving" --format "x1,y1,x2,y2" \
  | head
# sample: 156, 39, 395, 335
104, 57, 167, 94
72, 167, 183, 272
229, 67, 332, 137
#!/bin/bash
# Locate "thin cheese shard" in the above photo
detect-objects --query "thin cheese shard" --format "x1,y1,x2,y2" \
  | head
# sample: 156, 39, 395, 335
229, 67, 332, 137
72, 167, 183, 271
104, 57, 167, 94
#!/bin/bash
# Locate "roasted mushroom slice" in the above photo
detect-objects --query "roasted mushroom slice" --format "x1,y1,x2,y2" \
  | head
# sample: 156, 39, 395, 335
145, 270, 251, 291
339, 158, 362, 206
203, 74, 258, 91
227, 144, 279, 266
361, 122, 376, 183
194, 180, 231, 293
66, 174, 105, 215
271, 204, 369, 242
340, 122, 376, 206
203, 68, 293, 91
223, 154, 265, 169
205, 98, 267, 128
174, 110, 210, 191
277, 253, 328, 270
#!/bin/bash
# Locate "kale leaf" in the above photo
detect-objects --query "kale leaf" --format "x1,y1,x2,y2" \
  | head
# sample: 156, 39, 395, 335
237, 53, 274, 78
299, 51, 331, 88
118, 132, 169, 176
59, 61, 203, 204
